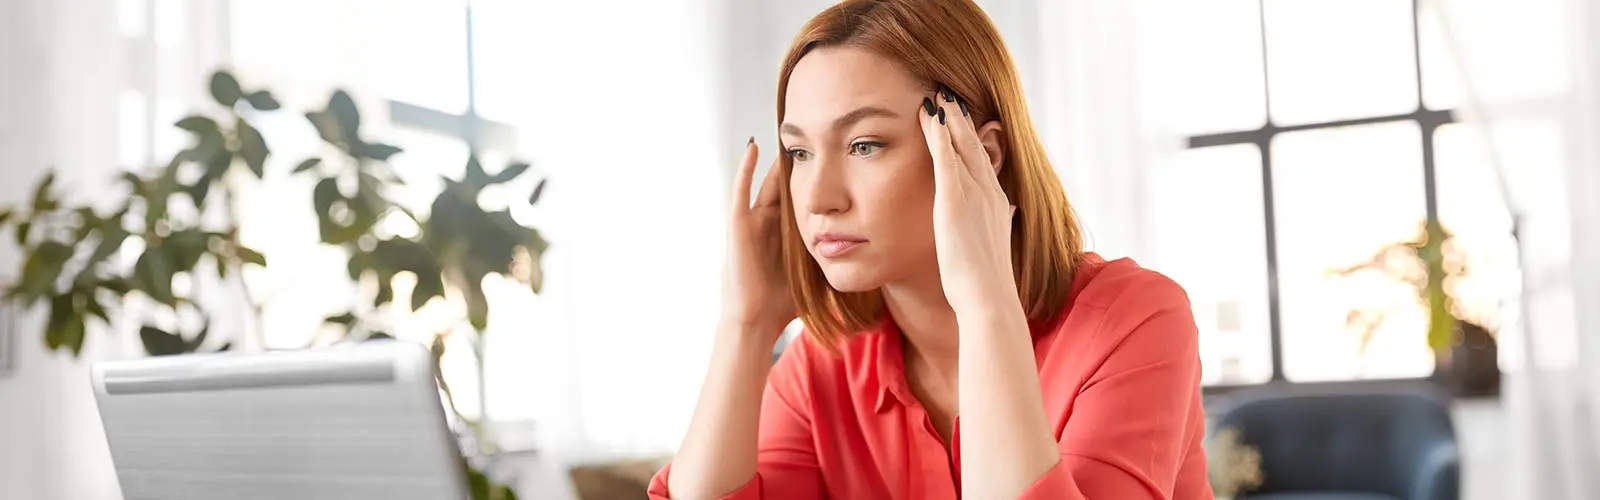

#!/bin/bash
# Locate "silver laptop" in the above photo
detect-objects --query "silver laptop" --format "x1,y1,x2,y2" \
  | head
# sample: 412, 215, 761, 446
91, 340, 469, 500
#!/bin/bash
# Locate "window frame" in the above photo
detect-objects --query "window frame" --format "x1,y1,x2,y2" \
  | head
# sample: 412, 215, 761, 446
1189, 0, 1476, 393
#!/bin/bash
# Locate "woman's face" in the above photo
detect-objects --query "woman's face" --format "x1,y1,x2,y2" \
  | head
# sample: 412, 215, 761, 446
782, 47, 938, 293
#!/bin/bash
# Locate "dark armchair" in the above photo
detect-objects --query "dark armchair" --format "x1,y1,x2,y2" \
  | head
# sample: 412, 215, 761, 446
1212, 388, 1460, 500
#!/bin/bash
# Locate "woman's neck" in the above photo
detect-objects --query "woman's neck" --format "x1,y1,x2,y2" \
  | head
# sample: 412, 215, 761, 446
881, 274, 960, 374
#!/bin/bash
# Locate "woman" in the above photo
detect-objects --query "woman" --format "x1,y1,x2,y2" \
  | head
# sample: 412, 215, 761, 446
651, 0, 1210, 498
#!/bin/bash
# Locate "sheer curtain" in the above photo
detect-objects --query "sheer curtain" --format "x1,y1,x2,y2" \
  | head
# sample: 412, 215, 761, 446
1430, 0, 1600, 497
0, 0, 232, 498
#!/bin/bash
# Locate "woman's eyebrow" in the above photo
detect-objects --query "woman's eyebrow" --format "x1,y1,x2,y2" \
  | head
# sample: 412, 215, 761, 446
780, 105, 901, 137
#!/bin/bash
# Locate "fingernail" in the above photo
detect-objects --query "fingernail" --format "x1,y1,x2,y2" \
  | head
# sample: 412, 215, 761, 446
937, 107, 946, 125
939, 84, 956, 103
922, 97, 937, 117
747, 136, 755, 146
959, 100, 969, 117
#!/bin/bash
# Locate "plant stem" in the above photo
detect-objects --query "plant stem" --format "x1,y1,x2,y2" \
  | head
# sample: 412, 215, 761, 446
474, 329, 493, 454
220, 175, 268, 351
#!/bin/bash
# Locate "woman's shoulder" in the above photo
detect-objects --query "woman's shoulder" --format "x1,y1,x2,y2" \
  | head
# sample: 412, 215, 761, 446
1068, 253, 1192, 315
1047, 253, 1198, 355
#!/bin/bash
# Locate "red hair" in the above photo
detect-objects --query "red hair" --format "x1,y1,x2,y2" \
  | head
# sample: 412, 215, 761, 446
776, 0, 1085, 347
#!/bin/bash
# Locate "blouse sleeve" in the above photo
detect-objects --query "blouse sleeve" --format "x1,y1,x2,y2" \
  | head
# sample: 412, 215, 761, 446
1017, 274, 1208, 499
648, 336, 827, 499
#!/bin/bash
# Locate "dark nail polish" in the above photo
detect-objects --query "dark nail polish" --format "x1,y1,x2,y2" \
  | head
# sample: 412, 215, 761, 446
747, 136, 755, 146
937, 107, 946, 125
922, 97, 937, 117
959, 100, 969, 117
939, 84, 955, 102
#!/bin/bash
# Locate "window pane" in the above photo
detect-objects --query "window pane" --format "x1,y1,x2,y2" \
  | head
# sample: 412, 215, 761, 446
470, 0, 536, 125
1273, 121, 1434, 381
1137, 0, 1266, 135
1425, 0, 1567, 103
373, 0, 469, 113
118, 90, 149, 168
1146, 145, 1273, 385
387, 128, 471, 213
1263, 0, 1418, 126
1417, 3, 1464, 111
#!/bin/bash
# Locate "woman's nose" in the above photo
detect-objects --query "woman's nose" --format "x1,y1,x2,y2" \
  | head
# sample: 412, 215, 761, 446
799, 156, 850, 216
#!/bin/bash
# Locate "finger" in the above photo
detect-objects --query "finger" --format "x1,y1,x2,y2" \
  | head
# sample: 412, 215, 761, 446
752, 153, 785, 209
921, 96, 965, 191
937, 85, 994, 187
732, 137, 759, 211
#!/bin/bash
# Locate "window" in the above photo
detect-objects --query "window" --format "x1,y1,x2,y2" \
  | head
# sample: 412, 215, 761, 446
1148, 0, 1510, 385
374, 0, 536, 423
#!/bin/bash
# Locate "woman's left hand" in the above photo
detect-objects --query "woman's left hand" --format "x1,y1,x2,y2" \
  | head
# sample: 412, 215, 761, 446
921, 87, 1017, 317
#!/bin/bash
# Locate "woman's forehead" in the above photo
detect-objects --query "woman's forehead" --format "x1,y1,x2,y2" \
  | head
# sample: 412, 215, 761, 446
784, 47, 926, 125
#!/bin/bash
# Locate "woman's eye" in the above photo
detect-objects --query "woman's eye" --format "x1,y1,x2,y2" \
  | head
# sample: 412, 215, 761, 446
786, 149, 812, 162
850, 141, 884, 157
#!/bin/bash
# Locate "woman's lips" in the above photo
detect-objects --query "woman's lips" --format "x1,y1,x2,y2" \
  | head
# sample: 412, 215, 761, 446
819, 233, 870, 258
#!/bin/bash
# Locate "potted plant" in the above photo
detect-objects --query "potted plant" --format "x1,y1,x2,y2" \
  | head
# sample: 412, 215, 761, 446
1328, 218, 1500, 397
0, 70, 546, 500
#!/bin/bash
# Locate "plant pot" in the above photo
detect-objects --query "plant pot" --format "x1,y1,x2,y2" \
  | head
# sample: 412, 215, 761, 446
1439, 320, 1499, 398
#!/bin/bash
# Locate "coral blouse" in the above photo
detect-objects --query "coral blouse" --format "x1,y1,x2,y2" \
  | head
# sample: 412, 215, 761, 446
649, 254, 1212, 499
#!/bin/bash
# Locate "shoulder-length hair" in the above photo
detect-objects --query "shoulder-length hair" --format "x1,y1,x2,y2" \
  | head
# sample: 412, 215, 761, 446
777, 0, 1084, 347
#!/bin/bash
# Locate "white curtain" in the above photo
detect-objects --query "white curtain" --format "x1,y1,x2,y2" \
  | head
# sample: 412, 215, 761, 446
0, 0, 232, 499
1430, 0, 1600, 497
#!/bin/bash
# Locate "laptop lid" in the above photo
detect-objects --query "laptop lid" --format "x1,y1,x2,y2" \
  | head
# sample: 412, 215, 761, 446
91, 340, 469, 500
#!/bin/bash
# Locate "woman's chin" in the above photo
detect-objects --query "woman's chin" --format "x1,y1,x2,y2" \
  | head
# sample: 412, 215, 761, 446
820, 266, 883, 293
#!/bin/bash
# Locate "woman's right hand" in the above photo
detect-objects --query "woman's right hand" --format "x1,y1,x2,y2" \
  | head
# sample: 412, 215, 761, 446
720, 138, 795, 340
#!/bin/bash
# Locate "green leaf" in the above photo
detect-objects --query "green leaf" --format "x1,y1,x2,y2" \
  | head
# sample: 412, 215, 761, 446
31, 172, 58, 212
324, 312, 357, 326
363, 331, 394, 342
209, 72, 244, 107
526, 229, 548, 294
97, 278, 132, 295
466, 284, 489, 332
140, 326, 191, 356
175, 116, 222, 137
375, 278, 395, 307
43, 292, 88, 355
166, 229, 210, 271
412, 273, 445, 312
133, 249, 176, 306
525, 228, 550, 258
313, 177, 360, 244
0, 208, 13, 227
306, 111, 345, 147
528, 179, 547, 206
86, 220, 129, 270
13, 220, 30, 247
293, 158, 322, 175
347, 251, 374, 280
204, 149, 235, 185
237, 118, 269, 178
215, 342, 233, 352
357, 142, 403, 162
44, 293, 73, 351
464, 156, 490, 187
237, 246, 267, 267
468, 464, 491, 500
327, 90, 361, 137
244, 90, 280, 111
18, 242, 74, 303
83, 294, 110, 323
187, 323, 211, 351
186, 178, 214, 208
488, 162, 530, 185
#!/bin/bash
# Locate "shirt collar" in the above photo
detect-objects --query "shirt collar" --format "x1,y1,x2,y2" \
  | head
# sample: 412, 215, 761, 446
873, 317, 908, 414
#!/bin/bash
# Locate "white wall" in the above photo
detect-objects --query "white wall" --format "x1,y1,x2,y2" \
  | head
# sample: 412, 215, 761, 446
0, 0, 128, 498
